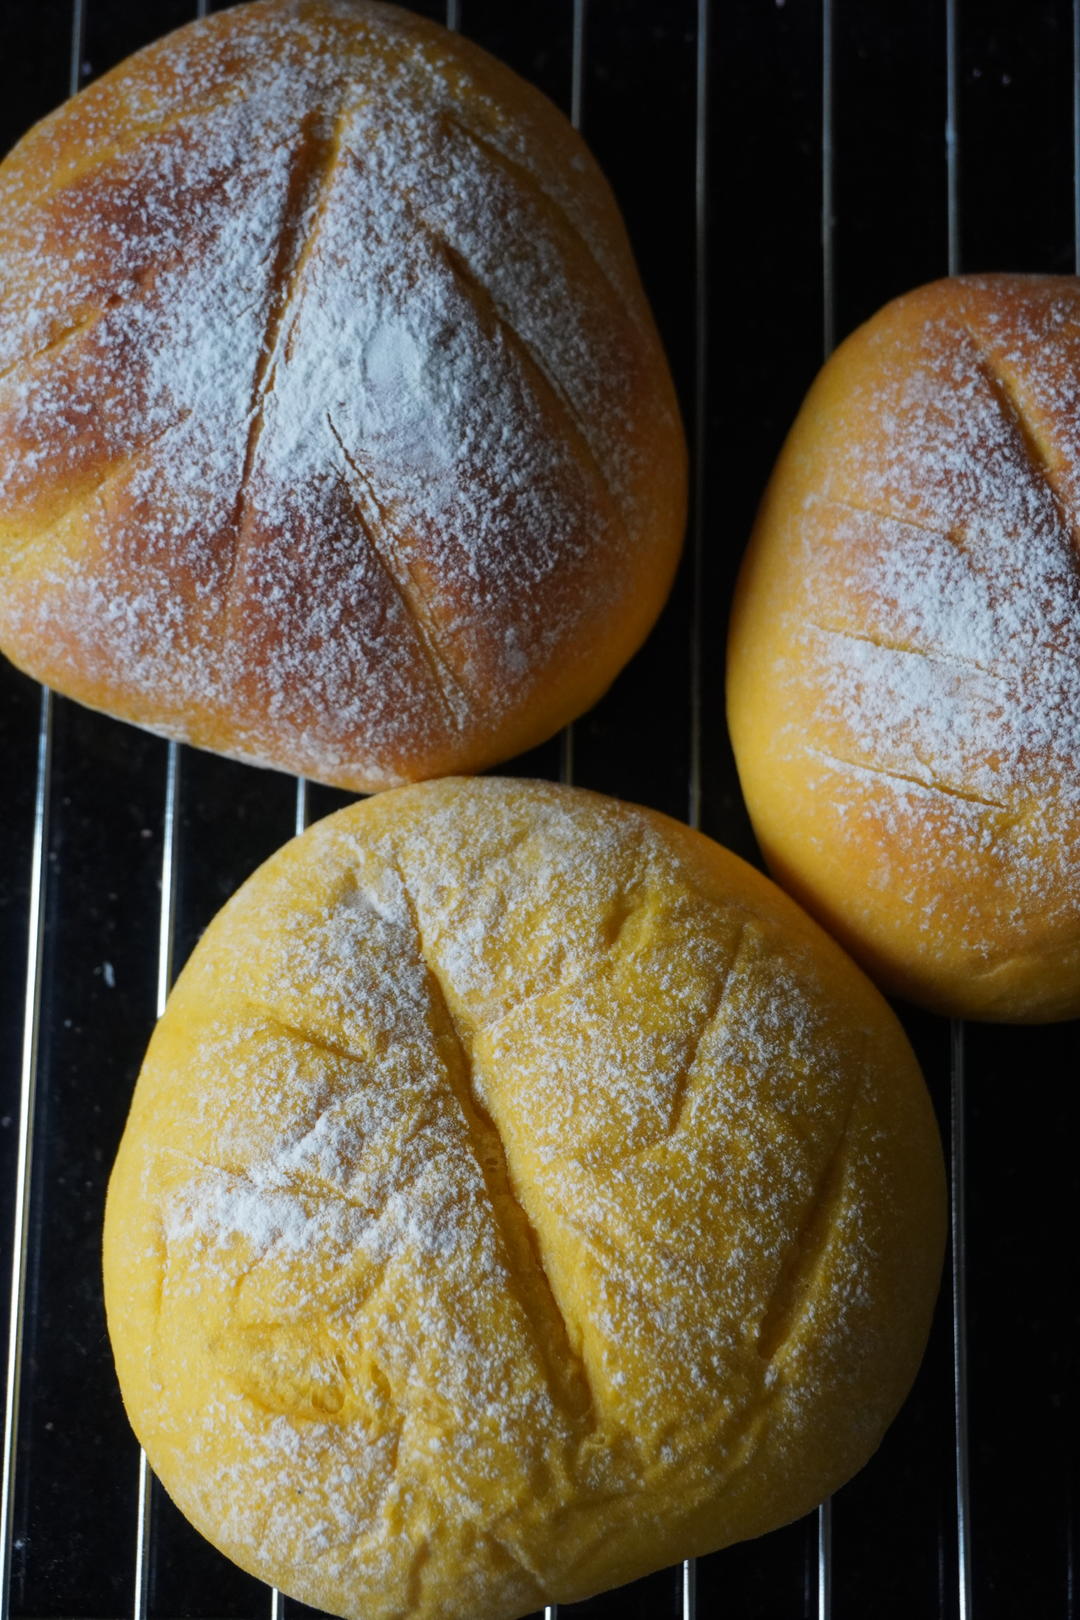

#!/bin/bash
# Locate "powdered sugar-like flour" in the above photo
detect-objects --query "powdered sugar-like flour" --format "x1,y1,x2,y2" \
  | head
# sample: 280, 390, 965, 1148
0, 1, 679, 785
770, 277, 1080, 943
106, 779, 941, 1614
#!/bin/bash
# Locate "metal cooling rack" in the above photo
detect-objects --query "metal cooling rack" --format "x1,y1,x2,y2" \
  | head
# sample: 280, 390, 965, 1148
0, 1, 1077, 1617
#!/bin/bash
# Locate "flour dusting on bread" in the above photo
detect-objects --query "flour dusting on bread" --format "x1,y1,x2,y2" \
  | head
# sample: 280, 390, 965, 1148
105, 778, 944, 1619
798, 284, 1080, 900
0, 0, 684, 788
729, 274, 1080, 1017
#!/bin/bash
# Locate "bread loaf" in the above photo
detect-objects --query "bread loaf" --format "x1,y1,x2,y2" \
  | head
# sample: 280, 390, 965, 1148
728, 274, 1080, 1020
104, 777, 945, 1620
0, 0, 685, 790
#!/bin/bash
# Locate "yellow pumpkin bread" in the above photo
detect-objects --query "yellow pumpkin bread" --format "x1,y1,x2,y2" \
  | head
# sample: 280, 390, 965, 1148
728, 274, 1080, 1021
104, 777, 944, 1620
0, 0, 684, 790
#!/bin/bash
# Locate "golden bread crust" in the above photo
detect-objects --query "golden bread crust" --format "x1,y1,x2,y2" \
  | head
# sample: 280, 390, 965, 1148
0, 0, 685, 789
728, 273, 1080, 1020
104, 777, 944, 1620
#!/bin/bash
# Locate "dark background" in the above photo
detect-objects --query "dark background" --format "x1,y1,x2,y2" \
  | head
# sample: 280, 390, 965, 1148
0, 1, 1077, 1617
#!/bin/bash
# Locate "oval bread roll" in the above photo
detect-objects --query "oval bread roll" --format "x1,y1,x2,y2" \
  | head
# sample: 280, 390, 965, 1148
0, 0, 685, 790
104, 777, 944, 1620
728, 274, 1080, 1021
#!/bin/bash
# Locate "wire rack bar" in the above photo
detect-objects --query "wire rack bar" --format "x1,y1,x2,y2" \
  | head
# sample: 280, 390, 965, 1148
679, 1554, 697, 1620
548, 0, 585, 1582
820, 0, 835, 363
155, 742, 181, 1024
550, 0, 587, 1605
557, 0, 588, 793
294, 776, 310, 839
133, 6, 208, 1592
946, 0, 960, 279
0, 19, 84, 1618
679, 1, 710, 1609
0, 689, 54, 1620
812, 1, 837, 1606
570, 0, 586, 146
70, 0, 86, 94
133, 739, 183, 1620
132, 1448, 153, 1620
276, 0, 306, 1587
949, 1019, 972, 1620
944, 9, 972, 1619
817, 1497, 833, 1620
687, 0, 708, 838
558, 702, 575, 787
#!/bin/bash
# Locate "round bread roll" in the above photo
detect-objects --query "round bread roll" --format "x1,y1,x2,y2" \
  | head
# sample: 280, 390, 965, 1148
0, 1, 685, 791
728, 274, 1080, 1021
104, 776, 944, 1620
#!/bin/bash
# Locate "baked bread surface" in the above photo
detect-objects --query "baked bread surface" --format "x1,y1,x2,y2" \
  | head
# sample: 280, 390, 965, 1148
104, 777, 944, 1620
728, 274, 1080, 1020
0, 0, 685, 789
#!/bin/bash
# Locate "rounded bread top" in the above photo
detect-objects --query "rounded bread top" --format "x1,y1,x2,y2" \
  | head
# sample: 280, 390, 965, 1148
728, 273, 1080, 1020
0, 0, 685, 789
104, 776, 944, 1620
